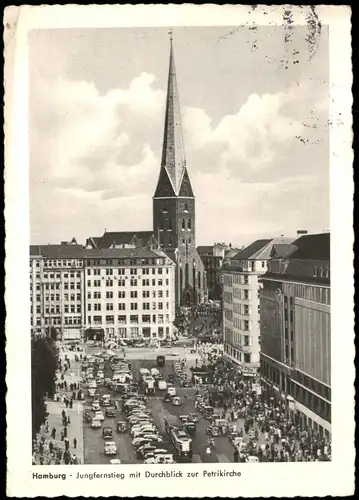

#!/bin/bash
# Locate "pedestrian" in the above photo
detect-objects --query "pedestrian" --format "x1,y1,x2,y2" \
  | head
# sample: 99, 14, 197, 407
39, 456, 44, 465
51, 427, 56, 439
65, 438, 70, 451
64, 426, 68, 438
233, 448, 239, 463
62, 409, 66, 420
49, 441, 54, 453
69, 399, 73, 409
73, 437, 77, 449
60, 429, 64, 441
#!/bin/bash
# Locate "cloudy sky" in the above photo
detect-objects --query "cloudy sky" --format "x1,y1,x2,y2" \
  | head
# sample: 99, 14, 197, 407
29, 25, 329, 247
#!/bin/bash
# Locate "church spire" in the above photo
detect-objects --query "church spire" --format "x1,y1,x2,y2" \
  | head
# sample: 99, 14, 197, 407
159, 32, 186, 195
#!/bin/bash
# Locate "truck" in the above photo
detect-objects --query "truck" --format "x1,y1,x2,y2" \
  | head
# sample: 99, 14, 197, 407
156, 355, 165, 367
143, 375, 155, 395
157, 380, 167, 391
164, 415, 180, 435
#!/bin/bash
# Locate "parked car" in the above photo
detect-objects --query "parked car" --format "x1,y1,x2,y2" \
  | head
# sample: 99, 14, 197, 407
172, 396, 181, 406
206, 425, 221, 437
179, 415, 189, 423
94, 411, 105, 421
182, 380, 192, 388
188, 413, 199, 423
92, 402, 101, 411
163, 393, 172, 403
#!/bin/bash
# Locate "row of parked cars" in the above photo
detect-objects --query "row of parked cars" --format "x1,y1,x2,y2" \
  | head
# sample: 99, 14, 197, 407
121, 394, 176, 464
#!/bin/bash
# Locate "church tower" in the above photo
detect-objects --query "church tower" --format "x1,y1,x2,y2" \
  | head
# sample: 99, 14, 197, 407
153, 35, 207, 309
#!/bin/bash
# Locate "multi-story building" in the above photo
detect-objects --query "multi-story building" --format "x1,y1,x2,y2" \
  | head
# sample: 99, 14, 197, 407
29, 240, 86, 340
86, 231, 158, 250
222, 237, 295, 377
260, 232, 331, 437
197, 243, 230, 300
30, 242, 176, 341
84, 247, 175, 341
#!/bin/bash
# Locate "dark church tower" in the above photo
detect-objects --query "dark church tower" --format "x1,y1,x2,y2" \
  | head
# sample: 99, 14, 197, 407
153, 36, 207, 309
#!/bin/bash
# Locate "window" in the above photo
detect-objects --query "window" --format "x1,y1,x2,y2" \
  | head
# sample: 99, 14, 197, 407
88, 304, 91, 311
94, 280, 101, 287
130, 315, 138, 323
152, 279, 156, 286
158, 327, 164, 337
118, 279, 126, 287
158, 314, 164, 324
243, 353, 251, 363
106, 303, 113, 311
158, 290, 163, 298
106, 269, 113, 275
158, 268, 163, 275
130, 291, 138, 298
142, 291, 150, 298
152, 314, 156, 322
77, 305, 81, 313
142, 279, 150, 286
94, 291, 101, 299
106, 279, 113, 287
158, 280, 163, 286
118, 315, 126, 324
94, 303, 101, 311
105, 315, 114, 324
188, 219, 191, 230
106, 291, 113, 299
184, 202, 188, 212
142, 315, 151, 323
130, 268, 137, 275
130, 279, 137, 287
158, 302, 163, 310
94, 269, 101, 276
182, 219, 185, 229
130, 303, 138, 310
152, 290, 156, 298
152, 302, 156, 310
143, 302, 150, 310
87, 280, 91, 287
70, 305, 75, 313
118, 291, 125, 298
130, 327, 139, 336
142, 327, 151, 337
118, 268, 125, 275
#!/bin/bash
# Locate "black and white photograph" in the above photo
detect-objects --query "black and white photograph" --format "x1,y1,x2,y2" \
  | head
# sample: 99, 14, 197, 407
5, 4, 354, 498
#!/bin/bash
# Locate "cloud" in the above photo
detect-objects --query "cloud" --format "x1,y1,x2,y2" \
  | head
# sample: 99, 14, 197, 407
30, 73, 165, 199
183, 78, 328, 182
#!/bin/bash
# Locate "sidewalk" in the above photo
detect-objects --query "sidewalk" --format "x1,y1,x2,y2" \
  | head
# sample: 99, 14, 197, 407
33, 357, 84, 465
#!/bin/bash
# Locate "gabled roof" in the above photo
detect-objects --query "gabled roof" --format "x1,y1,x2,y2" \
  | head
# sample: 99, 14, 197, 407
233, 239, 272, 260
153, 167, 176, 198
178, 168, 194, 197
270, 243, 298, 259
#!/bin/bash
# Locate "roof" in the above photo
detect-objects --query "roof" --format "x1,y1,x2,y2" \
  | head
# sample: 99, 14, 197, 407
30, 245, 174, 262
232, 239, 272, 260
197, 246, 214, 255
159, 40, 186, 195
270, 243, 298, 259
94, 231, 155, 249
30, 244, 87, 258
290, 233, 330, 260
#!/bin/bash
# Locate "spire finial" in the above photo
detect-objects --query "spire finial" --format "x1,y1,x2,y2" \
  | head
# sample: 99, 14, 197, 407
168, 29, 173, 43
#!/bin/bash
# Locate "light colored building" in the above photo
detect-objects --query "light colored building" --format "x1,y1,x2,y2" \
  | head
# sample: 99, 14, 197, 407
84, 248, 176, 341
260, 232, 331, 436
222, 237, 295, 377
30, 243, 176, 341
29, 240, 86, 340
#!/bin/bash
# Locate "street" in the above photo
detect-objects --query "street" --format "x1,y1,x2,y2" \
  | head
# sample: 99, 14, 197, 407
83, 347, 235, 464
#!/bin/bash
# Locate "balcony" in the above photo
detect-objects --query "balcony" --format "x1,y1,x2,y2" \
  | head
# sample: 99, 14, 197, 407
239, 344, 252, 353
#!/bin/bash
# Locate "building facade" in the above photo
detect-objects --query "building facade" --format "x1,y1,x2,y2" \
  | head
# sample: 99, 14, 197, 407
197, 243, 232, 300
30, 243, 176, 341
222, 237, 295, 377
260, 233, 331, 436
152, 39, 207, 308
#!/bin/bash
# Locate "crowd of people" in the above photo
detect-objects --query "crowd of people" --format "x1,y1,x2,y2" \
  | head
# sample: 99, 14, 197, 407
32, 353, 83, 465
197, 358, 332, 462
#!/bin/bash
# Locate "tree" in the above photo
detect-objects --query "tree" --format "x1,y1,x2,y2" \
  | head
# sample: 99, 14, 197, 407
31, 335, 59, 437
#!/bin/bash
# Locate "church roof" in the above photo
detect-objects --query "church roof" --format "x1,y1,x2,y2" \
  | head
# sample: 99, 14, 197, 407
96, 231, 155, 249
154, 39, 192, 198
